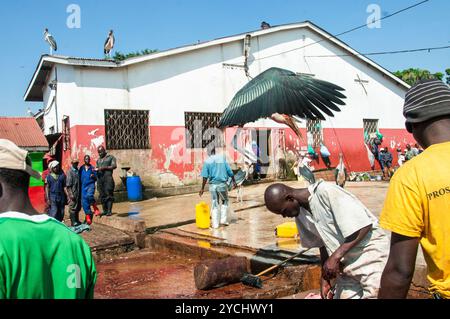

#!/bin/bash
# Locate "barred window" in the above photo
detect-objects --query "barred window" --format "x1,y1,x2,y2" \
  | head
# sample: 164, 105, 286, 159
105, 109, 150, 150
184, 112, 222, 149
363, 119, 379, 144
306, 119, 323, 147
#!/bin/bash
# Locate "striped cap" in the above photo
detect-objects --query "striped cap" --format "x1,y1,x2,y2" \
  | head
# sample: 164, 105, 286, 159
404, 79, 450, 124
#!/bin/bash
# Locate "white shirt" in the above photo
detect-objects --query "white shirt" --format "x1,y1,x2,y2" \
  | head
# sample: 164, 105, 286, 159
294, 180, 387, 258
295, 208, 324, 249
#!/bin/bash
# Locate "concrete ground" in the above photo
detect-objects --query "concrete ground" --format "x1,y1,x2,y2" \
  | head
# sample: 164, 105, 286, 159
91, 179, 429, 297
111, 180, 427, 262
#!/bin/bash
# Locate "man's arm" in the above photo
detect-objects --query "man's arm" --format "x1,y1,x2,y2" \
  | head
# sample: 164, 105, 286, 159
45, 182, 50, 205
319, 246, 333, 299
322, 224, 371, 280
97, 156, 117, 172
225, 162, 237, 188
61, 175, 70, 202
378, 232, 419, 299
199, 177, 208, 197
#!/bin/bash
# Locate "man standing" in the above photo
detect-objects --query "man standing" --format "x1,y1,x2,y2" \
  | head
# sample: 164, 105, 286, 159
379, 148, 393, 181
264, 180, 388, 299
96, 146, 117, 217
42, 154, 55, 213
378, 79, 450, 299
45, 161, 69, 222
199, 146, 237, 229
404, 144, 415, 161
251, 141, 262, 181
80, 155, 99, 225
0, 139, 96, 299
370, 138, 383, 170
66, 158, 87, 232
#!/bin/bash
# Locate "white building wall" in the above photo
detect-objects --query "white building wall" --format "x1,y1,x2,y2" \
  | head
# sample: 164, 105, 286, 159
49, 26, 407, 130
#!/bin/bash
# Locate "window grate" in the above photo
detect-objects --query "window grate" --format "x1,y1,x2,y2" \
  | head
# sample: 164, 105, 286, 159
306, 119, 323, 147
184, 112, 222, 149
363, 119, 379, 144
105, 109, 150, 150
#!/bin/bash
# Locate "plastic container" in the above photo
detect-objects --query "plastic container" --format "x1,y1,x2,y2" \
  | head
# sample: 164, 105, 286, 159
196, 202, 210, 229
275, 222, 299, 238
126, 176, 143, 202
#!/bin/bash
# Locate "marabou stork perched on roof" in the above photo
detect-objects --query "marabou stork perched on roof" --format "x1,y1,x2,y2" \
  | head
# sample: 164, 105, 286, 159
219, 67, 346, 183
44, 28, 57, 55
104, 30, 115, 58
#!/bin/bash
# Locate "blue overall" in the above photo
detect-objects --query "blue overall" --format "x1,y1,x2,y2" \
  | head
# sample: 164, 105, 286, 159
80, 165, 97, 216
46, 173, 67, 222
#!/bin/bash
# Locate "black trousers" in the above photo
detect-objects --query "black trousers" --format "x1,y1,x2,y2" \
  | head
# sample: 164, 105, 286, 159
97, 175, 115, 213
68, 197, 81, 226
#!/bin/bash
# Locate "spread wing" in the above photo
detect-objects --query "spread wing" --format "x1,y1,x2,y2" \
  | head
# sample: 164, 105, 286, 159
218, 67, 346, 128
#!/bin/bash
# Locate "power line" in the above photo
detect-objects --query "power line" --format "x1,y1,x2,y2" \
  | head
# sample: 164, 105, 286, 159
254, 0, 431, 61
333, 0, 430, 38
305, 45, 450, 58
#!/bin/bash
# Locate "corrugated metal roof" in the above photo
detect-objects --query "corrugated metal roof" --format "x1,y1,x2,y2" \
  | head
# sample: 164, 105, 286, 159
0, 117, 49, 151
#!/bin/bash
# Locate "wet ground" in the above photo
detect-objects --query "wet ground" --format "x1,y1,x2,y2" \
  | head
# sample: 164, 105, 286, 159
95, 249, 320, 299
91, 180, 429, 299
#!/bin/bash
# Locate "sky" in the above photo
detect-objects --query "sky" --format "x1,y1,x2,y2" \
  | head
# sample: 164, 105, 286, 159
0, 0, 448, 116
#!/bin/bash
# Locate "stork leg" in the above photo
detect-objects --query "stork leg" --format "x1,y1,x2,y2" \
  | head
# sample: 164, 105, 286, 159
237, 185, 243, 203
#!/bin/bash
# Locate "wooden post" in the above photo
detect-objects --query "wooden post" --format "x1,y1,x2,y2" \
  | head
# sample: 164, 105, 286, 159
194, 256, 249, 290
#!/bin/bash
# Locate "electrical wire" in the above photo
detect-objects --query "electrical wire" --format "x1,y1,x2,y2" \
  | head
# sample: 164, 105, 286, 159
253, 0, 431, 61
305, 45, 450, 58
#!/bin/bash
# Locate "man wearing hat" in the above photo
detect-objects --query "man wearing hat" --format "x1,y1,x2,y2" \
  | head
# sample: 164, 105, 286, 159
45, 160, 68, 222
0, 139, 96, 298
42, 153, 55, 213
66, 158, 82, 229
378, 79, 450, 299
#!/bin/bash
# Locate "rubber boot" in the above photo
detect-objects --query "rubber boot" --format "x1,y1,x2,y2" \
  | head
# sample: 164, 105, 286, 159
220, 205, 229, 226
93, 203, 101, 216
70, 212, 81, 227
106, 200, 113, 216
211, 208, 220, 229
74, 209, 81, 226
85, 214, 93, 225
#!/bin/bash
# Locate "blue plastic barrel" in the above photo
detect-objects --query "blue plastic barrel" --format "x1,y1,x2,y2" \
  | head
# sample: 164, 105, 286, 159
126, 176, 143, 202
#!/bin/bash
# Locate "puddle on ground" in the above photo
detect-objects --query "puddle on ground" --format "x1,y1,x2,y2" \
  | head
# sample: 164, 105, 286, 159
116, 203, 144, 220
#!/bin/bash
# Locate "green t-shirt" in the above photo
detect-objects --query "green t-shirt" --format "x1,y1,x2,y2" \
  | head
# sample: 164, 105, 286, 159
0, 212, 97, 299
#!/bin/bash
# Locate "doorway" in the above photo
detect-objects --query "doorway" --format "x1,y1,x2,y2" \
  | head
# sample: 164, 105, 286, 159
251, 129, 271, 178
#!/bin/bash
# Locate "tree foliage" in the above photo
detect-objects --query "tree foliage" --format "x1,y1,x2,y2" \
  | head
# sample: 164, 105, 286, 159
393, 68, 448, 86
113, 49, 158, 61
446, 69, 450, 85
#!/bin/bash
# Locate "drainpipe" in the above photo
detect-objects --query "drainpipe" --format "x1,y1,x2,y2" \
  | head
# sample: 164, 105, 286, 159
244, 34, 251, 78
48, 67, 59, 132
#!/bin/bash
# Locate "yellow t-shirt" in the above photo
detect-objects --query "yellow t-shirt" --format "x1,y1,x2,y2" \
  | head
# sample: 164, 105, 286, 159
380, 141, 450, 298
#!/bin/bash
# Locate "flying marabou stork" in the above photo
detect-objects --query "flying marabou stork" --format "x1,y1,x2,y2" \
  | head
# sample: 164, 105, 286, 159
104, 30, 115, 58
44, 28, 57, 55
218, 67, 346, 143
220, 67, 346, 184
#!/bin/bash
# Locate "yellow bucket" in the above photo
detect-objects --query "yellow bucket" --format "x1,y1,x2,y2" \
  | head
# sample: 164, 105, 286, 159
196, 201, 210, 229
275, 221, 299, 238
